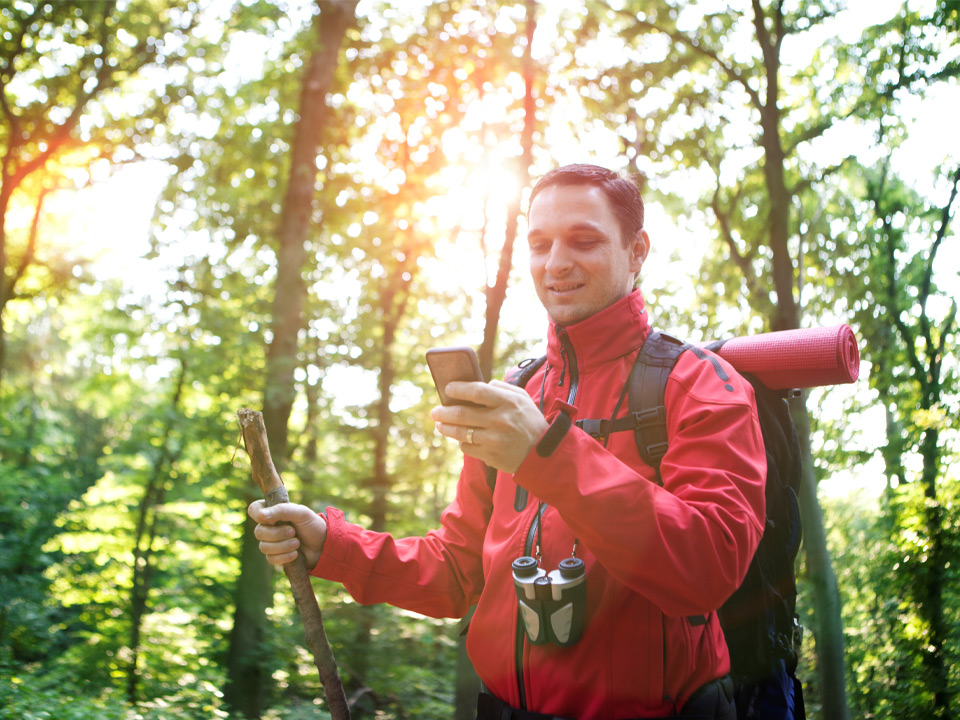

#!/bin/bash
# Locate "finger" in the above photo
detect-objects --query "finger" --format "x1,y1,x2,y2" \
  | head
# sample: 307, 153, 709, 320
434, 420, 461, 441
430, 403, 487, 428
488, 379, 529, 396
248, 499, 267, 522
444, 380, 506, 407
459, 437, 490, 464
263, 545, 300, 566
259, 534, 300, 555
256, 502, 314, 526
436, 420, 484, 443
254, 523, 297, 542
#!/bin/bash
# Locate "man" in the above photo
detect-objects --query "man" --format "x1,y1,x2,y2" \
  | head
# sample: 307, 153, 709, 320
249, 164, 766, 719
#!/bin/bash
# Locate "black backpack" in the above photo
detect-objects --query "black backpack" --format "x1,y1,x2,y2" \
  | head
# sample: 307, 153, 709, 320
498, 331, 806, 720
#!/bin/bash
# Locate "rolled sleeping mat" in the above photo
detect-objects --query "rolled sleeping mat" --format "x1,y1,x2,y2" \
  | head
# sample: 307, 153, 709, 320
709, 324, 860, 390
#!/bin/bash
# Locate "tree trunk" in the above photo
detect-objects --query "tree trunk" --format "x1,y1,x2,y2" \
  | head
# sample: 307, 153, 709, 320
793, 396, 848, 720
919, 423, 949, 718
477, 0, 537, 382
881, 400, 907, 494
224, 3, 357, 717
370, 292, 403, 534
298, 346, 323, 508
0, 185, 13, 387
127, 360, 186, 704
344, 244, 417, 713
225, 514, 275, 716
750, 2, 848, 714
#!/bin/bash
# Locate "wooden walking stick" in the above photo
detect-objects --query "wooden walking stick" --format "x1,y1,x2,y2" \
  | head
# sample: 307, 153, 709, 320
237, 408, 350, 720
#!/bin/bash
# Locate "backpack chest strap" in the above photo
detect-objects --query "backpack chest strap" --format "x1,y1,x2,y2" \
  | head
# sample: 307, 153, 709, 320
573, 332, 688, 476
574, 406, 667, 444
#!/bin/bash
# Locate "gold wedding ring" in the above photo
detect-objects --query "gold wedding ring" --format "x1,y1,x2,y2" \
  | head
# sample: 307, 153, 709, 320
465, 428, 475, 444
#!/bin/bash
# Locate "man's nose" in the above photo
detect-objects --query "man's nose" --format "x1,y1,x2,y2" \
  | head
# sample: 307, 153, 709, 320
544, 241, 572, 275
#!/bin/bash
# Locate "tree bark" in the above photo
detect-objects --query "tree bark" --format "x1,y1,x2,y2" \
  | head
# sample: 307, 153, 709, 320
224, 2, 357, 717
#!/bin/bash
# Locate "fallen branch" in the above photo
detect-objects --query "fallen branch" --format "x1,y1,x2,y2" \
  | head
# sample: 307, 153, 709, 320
237, 408, 350, 720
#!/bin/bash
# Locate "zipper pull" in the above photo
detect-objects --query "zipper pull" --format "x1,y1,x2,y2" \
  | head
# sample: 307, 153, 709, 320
556, 326, 572, 388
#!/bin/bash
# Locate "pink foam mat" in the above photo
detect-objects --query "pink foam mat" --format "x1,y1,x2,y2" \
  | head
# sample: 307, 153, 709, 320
711, 324, 860, 390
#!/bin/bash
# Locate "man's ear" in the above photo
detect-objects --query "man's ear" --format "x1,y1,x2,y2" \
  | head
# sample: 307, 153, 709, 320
630, 228, 650, 272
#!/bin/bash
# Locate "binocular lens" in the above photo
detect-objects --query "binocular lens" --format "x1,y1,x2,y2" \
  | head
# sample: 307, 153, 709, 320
512, 555, 587, 647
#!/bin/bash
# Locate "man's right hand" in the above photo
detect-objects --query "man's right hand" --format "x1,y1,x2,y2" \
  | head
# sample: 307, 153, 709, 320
248, 500, 327, 570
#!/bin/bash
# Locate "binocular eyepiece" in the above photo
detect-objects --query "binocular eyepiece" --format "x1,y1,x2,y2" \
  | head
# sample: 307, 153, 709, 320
512, 555, 587, 647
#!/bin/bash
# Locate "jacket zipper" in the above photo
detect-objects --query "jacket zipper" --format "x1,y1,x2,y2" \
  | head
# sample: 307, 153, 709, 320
515, 502, 548, 709
514, 327, 579, 709
556, 327, 579, 403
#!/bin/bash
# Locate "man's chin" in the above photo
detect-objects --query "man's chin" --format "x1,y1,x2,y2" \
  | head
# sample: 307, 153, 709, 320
547, 305, 591, 326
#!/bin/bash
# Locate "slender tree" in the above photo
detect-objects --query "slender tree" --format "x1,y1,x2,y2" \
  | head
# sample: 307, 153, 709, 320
856, 156, 959, 718
224, 2, 358, 716
477, 0, 538, 381
126, 357, 187, 703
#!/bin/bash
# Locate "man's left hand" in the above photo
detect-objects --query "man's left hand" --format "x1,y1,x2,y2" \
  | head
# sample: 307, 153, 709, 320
430, 380, 549, 473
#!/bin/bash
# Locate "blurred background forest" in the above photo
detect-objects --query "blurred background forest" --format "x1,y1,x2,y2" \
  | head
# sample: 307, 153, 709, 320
0, 0, 957, 718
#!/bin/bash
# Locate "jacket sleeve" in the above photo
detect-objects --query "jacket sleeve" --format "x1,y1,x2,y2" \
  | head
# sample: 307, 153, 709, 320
512, 350, 766, 617
309, 455, 492, 619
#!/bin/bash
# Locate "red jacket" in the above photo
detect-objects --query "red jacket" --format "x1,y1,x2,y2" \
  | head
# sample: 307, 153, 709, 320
313, 291, 766, 718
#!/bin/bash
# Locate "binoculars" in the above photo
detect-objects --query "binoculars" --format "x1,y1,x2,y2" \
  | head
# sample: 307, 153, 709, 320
512, 555, 587, 647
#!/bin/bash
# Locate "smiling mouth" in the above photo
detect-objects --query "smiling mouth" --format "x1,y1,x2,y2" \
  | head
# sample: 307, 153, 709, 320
547, 282, 584, 294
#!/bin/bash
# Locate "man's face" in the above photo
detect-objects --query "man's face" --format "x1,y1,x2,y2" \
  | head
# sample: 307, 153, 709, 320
527, 184, 649, 326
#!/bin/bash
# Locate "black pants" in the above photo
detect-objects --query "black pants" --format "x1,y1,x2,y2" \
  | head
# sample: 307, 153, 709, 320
476, 677, 736, 720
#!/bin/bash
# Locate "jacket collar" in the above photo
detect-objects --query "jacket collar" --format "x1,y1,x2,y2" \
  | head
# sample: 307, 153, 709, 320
546, 290, 650, 371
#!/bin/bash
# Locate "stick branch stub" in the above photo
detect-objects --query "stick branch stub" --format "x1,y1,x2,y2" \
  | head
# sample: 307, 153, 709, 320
237, 408, 284, 495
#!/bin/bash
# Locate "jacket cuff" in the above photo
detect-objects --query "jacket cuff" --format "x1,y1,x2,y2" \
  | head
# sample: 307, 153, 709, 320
310, 507, 344, 577
536, 410, 572, 458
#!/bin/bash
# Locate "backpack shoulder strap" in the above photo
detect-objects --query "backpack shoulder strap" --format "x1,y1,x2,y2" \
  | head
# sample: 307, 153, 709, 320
629, 331, 690, 474
508, 355, 548, 388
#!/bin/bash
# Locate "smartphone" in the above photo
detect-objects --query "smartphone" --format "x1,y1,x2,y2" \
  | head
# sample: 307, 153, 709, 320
426, 346, 484, 406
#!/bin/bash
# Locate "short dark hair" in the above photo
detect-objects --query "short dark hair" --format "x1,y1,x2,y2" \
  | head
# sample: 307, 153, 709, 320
528, 164, 645, 244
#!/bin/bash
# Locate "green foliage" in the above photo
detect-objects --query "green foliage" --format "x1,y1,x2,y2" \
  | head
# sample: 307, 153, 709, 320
0, 667, 233, 720
813, 473, 960, 720
0, 299, 111, 666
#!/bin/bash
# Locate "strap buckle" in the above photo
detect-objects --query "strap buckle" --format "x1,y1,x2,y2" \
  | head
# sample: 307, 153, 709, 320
577, 418, 608, 441
631, 405, 666, 428
792, 616, 804, 653
645, 441, 669, 461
